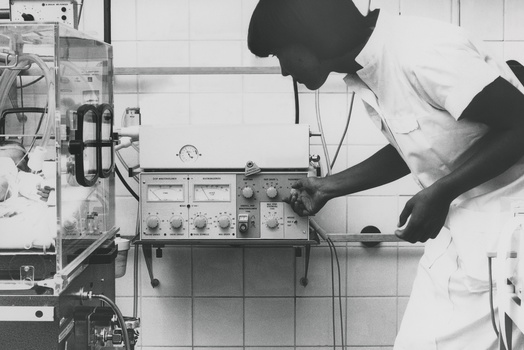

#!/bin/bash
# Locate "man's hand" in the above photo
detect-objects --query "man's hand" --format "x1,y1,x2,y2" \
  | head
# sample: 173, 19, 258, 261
283, 177, 328, 216
395, 185, 451, 243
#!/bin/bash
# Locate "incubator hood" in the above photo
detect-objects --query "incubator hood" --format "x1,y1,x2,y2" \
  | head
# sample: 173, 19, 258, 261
0, 23, 116, 294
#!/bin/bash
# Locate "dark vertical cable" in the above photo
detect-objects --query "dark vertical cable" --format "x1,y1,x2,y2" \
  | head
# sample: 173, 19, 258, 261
104, 0, 111, 44
293, 78, 299, 124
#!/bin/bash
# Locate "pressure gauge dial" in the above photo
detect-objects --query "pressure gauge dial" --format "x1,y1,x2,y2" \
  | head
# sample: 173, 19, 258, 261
179, 145, 199, 163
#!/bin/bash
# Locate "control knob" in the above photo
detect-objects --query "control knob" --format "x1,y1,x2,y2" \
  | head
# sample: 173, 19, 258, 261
194, 215, 207, 229
146, 215, 160, 229
266, 186, 278, 199
241, 186, 254, 199
170, 215, 184, 229
266, 216, 279, 229
217, 215, 231, 229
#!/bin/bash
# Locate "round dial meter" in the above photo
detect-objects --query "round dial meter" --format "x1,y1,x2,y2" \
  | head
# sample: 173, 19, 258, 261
179, 145, 199, 163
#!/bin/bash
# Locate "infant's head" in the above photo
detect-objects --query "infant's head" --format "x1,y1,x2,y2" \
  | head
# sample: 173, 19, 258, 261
0, 141, 29, 201
0, 141, 29, 172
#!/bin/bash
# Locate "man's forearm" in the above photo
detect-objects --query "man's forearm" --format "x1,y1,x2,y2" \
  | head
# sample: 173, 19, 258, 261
431, 127, 524, 202
320, 144, 411, 200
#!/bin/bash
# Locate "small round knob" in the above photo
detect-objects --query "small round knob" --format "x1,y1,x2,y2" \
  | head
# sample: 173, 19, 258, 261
194, 215, 207, 229
170, 216, 184, 229
218, 215, 231, 229
241, 186, 254, 199
266, 186, 278, 199
266, 216, 279, 229
146, 215, 160, 229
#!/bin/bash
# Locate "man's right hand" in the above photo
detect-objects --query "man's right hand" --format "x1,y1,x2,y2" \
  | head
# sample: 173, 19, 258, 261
283, 177, 328, 216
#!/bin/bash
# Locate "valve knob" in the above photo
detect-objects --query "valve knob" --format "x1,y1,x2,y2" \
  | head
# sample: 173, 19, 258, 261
266, 186, 278, 199
194, 215, 207, 229
241, 186, 254, 199
170, 216, 184, 229
218, 215, 231, 229
266, 216, 279, 229
146, 215, 160, 229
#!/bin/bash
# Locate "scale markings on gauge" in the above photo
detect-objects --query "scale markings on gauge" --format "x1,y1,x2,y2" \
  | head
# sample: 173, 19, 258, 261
179, 144, 199, 163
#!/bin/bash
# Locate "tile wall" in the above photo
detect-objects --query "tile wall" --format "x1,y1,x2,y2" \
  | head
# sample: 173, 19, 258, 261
75, 0, 524, 349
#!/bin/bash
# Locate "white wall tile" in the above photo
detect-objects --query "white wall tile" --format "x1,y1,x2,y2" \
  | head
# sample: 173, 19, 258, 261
296, 297, 345, 346
347, 246, 398, 296
242, 93, 295, 124
137, 93, 190, 125
504, 42, 524, 62
139, 75, 190, 93
190, 0, 242, 40
137, 0, 189, 41
190, 41, 243, 67
192, 247, 243, 296
190, 75, 242, 93
112, 42, 138, 67
137, 41, 189, 67
400, 0, 452, 23
244, 247, 295, 296
244, 298, 295, 346
372, 0, 400, 14
193, 298, 244, 346
505, 0, 524, 40
115, 196, 139, 237
460, 0, 503, 41
190, 93, 243, 124
241, 0, 259, 38
347, 196, 399, 235
140, 247, 192, 297
140, 297, 192, 346
112, 0, 137, 41
346, 297, 397, 346
296, 246, 347, 297
243, 75, 293, 94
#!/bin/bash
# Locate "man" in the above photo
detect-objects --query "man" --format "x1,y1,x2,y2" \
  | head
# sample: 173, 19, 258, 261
248, 0, 524, 348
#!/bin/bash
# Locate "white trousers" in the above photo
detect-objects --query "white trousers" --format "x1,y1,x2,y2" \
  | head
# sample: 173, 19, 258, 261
394, 229, 524, 350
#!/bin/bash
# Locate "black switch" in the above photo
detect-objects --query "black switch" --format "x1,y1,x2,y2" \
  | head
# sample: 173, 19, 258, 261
21, 13, 35, 21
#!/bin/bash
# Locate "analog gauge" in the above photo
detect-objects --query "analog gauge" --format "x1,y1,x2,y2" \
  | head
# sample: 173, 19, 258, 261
179, 145, 199, 163
194, 184, 230, 202
147, 184, 184, 202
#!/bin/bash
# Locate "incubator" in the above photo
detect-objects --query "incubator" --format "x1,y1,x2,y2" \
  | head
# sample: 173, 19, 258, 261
0, 22, 116, 292
0, 23, 127, 350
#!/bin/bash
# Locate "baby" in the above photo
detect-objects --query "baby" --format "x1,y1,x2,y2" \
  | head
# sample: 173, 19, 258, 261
0, 141, 52, 203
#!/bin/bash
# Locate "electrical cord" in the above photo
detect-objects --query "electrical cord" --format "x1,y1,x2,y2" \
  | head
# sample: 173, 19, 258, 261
293, 78, 300, 124
115, 163, 139, 201
488, 256, 499, 337
331, 92, 355, 169
310, 218, 345, 348
315, 89, 332, 176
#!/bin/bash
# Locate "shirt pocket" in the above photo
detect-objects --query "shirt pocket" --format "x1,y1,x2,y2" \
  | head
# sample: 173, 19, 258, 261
386, 116, 420, 134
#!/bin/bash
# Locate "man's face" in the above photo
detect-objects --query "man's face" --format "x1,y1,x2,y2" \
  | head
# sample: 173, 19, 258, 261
275, 45, 330, 90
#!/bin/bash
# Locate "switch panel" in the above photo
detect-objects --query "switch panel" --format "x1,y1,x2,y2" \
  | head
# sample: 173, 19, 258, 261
140, 172, 309, 242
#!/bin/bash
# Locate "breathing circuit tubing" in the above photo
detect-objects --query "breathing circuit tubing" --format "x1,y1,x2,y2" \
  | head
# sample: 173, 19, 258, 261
78, 290, 132, 350
0, 54, 55, 161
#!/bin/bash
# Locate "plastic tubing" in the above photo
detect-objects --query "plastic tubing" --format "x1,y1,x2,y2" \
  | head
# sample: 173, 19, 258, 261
315, 89, 332, 176
0, 53, 55, 151
89, 292, 132, 350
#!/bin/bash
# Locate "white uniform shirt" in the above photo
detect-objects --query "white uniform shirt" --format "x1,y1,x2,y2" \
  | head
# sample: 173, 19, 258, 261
345, 12, 524, 349
344, 10, 524, 294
